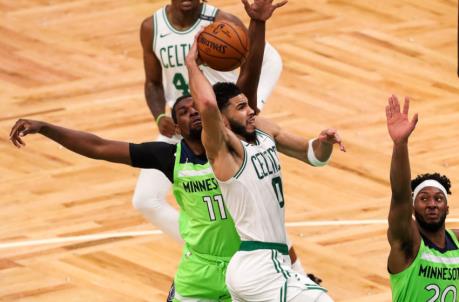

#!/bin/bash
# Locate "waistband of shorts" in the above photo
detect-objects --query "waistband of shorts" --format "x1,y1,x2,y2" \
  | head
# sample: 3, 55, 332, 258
239, 241, 289, 255
186, 245, 233, 264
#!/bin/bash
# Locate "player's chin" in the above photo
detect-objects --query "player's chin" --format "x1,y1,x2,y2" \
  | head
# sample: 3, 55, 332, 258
246, 125, 256, 134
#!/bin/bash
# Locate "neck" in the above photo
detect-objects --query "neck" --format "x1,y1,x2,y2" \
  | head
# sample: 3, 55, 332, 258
184, 137, 205, 155
167, 4, 201, 30
419, 225, 447, 248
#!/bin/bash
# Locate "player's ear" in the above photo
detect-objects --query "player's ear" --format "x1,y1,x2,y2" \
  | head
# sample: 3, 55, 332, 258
175, 124, 181, 136
222, 115, 230, 127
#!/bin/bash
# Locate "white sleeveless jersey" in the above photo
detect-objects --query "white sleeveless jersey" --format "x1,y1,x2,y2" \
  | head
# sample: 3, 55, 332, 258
152, 3, 238, 108
218, 129, 287, 244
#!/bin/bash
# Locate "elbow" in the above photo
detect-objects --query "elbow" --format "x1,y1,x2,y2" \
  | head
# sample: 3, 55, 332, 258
198, 97, 219, 112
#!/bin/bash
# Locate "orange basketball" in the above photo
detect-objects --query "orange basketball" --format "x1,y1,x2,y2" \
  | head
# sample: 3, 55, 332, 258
197, 21, 248, 72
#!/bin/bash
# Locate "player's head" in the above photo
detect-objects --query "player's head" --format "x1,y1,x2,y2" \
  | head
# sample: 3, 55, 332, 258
170, 0, 202, 12
172, 94, 202, 140
213, 82, 256, 142
411, 173, 451, 232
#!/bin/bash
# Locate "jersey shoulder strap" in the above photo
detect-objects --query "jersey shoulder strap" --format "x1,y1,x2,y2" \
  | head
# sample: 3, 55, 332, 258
199, 3, 218, 21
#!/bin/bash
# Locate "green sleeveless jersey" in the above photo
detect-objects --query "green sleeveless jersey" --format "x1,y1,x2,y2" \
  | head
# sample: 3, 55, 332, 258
172, 141, 240, 257
390, 230, 459, 302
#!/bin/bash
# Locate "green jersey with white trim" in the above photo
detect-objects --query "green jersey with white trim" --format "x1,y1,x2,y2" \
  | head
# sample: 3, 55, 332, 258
152, 3, 238, 108
172, 141, 240, 256
390, 229, 459, 302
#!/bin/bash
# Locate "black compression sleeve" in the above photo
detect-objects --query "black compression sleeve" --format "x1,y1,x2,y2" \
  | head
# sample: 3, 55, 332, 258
129, 142, 176, 182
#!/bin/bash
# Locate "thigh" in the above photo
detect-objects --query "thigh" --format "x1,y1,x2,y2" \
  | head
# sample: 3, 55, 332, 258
175, 248, 230, 301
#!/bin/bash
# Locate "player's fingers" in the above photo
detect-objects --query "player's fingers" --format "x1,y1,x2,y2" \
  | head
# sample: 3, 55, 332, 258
388, 95, 394, 111
339, 141, 346, 152
385, 105, 391, 120
14, 135, 25, 147
403, 96, 410, 115
9, 120, 23, 138
241, 0, 250, 11
274, 0, 288, 9
20, 126, 34, 136
393, 95, 400, 113
411, 112, 419, 128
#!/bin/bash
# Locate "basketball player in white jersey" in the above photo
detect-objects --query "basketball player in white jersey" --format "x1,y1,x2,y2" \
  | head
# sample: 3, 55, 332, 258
136, 0, 283, 244
137, 0, 310, 276
185, 36, 345, 301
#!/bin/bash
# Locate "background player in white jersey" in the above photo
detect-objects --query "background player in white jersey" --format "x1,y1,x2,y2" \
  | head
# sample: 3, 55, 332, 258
185, 30, 345, 301
135, 0, 283, 244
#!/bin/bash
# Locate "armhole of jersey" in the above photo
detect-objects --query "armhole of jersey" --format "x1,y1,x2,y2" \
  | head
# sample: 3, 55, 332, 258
256, 128, 276, 146
152, 13, 158, 52
173, 142, 182, 183
446, 229, 459, 247
389, 239, 424, 277
233, 141, 247, 179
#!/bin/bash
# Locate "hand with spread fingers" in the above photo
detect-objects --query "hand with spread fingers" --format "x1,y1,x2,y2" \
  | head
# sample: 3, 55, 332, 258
9, 119, 44, 148
386, 95, 418, 144
318, 128, 346, 152
242, 0, 288, 22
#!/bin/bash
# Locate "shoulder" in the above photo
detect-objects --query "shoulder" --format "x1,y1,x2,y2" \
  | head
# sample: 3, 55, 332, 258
255, 116, 280, 138
215, 9, 246, 30
140, 15, 154, 33
453, 229, 459, 240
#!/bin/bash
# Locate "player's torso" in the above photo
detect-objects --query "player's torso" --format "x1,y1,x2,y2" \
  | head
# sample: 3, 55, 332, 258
390, 230, 459, 302
172, 141, 240, 257
218, 129, 287, 244
152, 3, 238, 108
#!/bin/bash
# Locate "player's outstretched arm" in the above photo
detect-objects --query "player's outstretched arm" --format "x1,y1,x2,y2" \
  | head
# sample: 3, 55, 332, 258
236, 0, 287, 113
185, 42, 242, 181
10, 119, 131, 165
385, 95, 420, 273
140, 17, 175, 138
255, 116, 345, 165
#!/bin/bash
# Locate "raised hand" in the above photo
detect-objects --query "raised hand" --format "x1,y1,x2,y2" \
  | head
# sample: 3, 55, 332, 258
9, 119, 44, 148
318, 128, 346, 152
386, 95, 418, 144
157, 116, 176, 138
241, 0, 287, 22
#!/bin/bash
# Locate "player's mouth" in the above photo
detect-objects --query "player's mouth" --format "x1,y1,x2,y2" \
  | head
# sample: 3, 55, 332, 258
191, 117, 201, 127
180, 0, 195, 9
425, 211, 439, 219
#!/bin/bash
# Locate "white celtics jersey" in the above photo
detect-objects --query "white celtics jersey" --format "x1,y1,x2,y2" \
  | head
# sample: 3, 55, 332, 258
152, 3, 238, 108
218, 129, 287, 244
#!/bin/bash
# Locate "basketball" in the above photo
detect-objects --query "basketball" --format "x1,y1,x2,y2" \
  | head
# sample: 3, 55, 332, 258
197, 21, 248, 72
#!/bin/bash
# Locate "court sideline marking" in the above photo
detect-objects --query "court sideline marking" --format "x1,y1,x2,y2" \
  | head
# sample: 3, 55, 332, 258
1, 218, 459, 249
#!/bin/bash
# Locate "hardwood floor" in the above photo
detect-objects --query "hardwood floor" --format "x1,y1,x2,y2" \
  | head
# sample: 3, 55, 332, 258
1, 0, 458, 301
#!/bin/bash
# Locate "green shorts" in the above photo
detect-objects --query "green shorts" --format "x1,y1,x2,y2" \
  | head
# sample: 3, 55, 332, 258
173, 245, 232, 302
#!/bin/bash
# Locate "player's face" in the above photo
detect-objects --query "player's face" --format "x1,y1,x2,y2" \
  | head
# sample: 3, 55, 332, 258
223, 94, 256, 142
174, 97, 202, 140
171, 0, 200, 12
413, 186, 449, 232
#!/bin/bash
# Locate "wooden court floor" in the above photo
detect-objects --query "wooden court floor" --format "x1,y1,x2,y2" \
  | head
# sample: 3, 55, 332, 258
1, 0, 458, 301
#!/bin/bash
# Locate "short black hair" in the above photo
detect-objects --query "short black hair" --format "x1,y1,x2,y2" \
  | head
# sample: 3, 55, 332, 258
171, 94, 192, 123
411, 173, 452, 194
212, 82, 242, 111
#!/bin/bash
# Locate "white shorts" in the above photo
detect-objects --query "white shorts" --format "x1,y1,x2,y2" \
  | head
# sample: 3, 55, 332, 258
226, 247, 328, 302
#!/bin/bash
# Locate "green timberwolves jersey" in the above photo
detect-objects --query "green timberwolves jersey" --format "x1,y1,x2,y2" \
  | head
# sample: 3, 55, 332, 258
172, 141, 240, 257
152, 3, 238, 108
390, 230, 459, 302
218, 129, 287, 244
